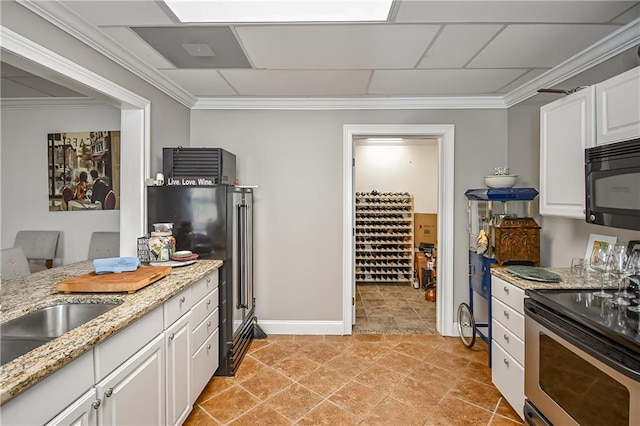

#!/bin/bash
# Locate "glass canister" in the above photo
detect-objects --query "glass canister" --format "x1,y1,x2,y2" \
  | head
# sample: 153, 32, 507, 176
148, 223, 175, 261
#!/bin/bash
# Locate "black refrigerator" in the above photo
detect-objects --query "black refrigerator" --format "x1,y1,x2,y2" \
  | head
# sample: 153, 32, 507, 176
147, 185, 265, 376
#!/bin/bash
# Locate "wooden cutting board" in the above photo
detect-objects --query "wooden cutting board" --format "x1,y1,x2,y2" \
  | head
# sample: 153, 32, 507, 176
56, 265, 172, 294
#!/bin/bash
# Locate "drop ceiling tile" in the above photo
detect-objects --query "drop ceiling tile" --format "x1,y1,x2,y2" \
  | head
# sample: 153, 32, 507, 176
62, 1, 175, 26
612, 3, 640, 23
418, 24, 503, 68
220, 70, 371, 96
368, 69, 526, 96
235, 24, 439, 69
394, 1, 638, 23
160, 69, 237, 96
132, 27, 251, 68
100, 27, 175, 69
468, 24, 622, 68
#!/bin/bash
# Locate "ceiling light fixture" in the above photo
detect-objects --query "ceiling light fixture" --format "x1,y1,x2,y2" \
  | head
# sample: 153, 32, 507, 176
164, 0, 393, 23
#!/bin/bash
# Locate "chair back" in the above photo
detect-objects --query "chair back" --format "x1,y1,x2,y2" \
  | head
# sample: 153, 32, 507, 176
14, 230, 60, 272
62, 187, 74, 204
1, 247, 32, 278
104, 190, 116, 210
88, 232, 120, 260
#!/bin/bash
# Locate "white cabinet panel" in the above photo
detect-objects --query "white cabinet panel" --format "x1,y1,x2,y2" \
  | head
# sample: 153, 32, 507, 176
540, 86, 595, 218
46, 388, 97, 426
191, 328, 220, 402
97, 334, 165, 426
596, 66, 640, 145
165, 312, 191, 426
492, 341, 524, 418
492, 297, 525, 341
491, 276, 525, 314
492, 318, 524, 365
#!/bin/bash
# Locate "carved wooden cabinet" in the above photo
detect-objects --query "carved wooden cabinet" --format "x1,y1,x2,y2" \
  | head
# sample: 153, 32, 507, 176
492, 217, 540, 266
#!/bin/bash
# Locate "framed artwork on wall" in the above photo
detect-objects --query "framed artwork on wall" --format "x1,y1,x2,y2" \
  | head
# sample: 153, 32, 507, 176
583, 233, 618, 260
47, 131, 120, 212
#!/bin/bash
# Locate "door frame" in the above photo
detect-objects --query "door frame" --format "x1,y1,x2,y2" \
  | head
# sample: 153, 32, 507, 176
342, 124, 455, 336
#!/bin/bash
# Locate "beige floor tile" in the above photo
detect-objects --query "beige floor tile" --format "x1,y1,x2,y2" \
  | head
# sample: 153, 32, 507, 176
363, 397, 430, 426
329, 381, 387, 420
240, 368, 293, 400
199, 385, 260, 424
272, 352, 321, 380
297, 400, 358, 425
265, 383, 324, 422
228, 404, 293, 426
297, 364, 352, 397
432, 395, 494, 425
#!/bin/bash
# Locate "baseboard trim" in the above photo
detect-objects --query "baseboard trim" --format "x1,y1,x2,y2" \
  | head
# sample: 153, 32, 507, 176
256, 320, 346, 336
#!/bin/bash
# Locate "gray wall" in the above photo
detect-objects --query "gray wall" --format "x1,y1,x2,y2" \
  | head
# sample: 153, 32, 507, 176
190, 109, 508, 323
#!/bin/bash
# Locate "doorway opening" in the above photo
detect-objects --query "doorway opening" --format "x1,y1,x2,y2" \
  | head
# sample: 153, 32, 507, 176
342, 124, 455, 336
353, 136, 438, 334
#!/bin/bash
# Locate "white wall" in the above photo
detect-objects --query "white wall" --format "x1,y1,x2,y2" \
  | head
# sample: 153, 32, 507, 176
355, 141, 438, 213
190, 108, 508, 326
1, 104, 121, 264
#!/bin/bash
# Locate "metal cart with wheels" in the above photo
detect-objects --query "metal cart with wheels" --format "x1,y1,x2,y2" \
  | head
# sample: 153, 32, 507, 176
459, 188, 540, 365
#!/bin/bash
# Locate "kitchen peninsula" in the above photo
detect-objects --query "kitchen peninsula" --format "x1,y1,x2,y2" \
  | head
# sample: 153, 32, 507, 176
0, 259, 222, 425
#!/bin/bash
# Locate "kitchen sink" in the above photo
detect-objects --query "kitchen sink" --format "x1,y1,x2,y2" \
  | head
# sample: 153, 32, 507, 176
0, 302, 121, 366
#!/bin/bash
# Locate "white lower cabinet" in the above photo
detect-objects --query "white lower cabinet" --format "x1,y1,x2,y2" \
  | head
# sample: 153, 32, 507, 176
46, 387, 97, 426
97, 334, 165, 426
165, 312, 191, 426
5, 270, 220, 425
491, 275, 526, 420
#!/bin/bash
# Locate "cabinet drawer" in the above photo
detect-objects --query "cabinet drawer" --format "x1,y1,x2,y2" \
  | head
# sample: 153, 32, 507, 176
191, 310, 218, 354
492, 276, 525, 313
191, 328, 219, 402
191, 270, 219, 302
491, 341, 524, 420
492, 297, 524, 340
492, 318, 524, 365
191, 287, 219, 328
164, 287, 192, 328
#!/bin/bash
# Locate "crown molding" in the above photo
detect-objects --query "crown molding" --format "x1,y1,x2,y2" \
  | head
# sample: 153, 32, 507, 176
0, 97, 114, 110
193, 96, 507, 110
17, 0, 197, 108
503, 18, 640, 108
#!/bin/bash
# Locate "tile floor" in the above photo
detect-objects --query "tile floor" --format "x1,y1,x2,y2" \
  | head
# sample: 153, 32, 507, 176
353, 283, 436, 334
184, 335, 524, 425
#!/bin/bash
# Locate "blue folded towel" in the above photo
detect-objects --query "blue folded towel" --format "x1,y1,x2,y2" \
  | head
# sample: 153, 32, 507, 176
94, 257, 140, 274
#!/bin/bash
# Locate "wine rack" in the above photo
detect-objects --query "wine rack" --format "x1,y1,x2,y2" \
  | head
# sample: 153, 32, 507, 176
355, 192, 414, 284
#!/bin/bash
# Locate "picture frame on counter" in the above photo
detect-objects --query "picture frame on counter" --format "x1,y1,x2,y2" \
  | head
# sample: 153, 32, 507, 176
584, 233, 617, 260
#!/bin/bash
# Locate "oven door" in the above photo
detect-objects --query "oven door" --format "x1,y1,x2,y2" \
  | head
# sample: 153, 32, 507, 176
525, 302, 640, 426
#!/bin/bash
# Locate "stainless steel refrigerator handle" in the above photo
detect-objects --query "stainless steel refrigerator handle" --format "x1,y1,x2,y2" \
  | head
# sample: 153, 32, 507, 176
237, 203, 249, 309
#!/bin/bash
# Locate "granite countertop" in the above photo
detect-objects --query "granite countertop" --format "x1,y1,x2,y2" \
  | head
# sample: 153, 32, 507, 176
491, 266, 603, 290
0, 259, 222, 405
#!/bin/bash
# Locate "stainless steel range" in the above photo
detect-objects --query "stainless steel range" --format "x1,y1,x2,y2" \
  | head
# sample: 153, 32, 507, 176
524, 288, 640, 425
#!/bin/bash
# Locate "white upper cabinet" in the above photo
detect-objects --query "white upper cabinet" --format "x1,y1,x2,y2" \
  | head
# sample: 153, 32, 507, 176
596, 66, 640, 145
540, 86, 595, 218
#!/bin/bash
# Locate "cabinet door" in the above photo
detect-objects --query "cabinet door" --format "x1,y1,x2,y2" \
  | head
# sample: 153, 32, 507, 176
97, 334, 165, 426
46, 389, 97, 426
540, 86, 595, 218
492, 341, 524, 420
596, 66, 640, 145
165, 312, 191, 426
191, 328, 220, 402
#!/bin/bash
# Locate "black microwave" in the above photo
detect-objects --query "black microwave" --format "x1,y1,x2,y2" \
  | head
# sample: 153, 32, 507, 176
585, 138, 640, 230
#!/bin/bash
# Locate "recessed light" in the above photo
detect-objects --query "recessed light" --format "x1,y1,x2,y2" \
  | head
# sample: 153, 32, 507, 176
164, 0, 393, 23
182, 43, 216, 57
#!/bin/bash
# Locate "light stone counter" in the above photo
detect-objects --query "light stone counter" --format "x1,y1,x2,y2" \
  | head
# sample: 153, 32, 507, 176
491, 266, 603, 290
0, 259, 222, 404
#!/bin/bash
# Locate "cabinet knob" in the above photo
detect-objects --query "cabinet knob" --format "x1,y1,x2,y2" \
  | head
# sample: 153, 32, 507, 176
180, 296, 186, 303
206, 299, 211, 306
207, 343, 211, 350
503, 311, 509, 319
92, 400, 101, 410
207, 321, 212, 327
169, 333, 175, 340
105, 388, 113, 398
206, 277, 211, 284
503, 358, 509, 367
503, 334, 509, 343
503, 286, 509, 294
